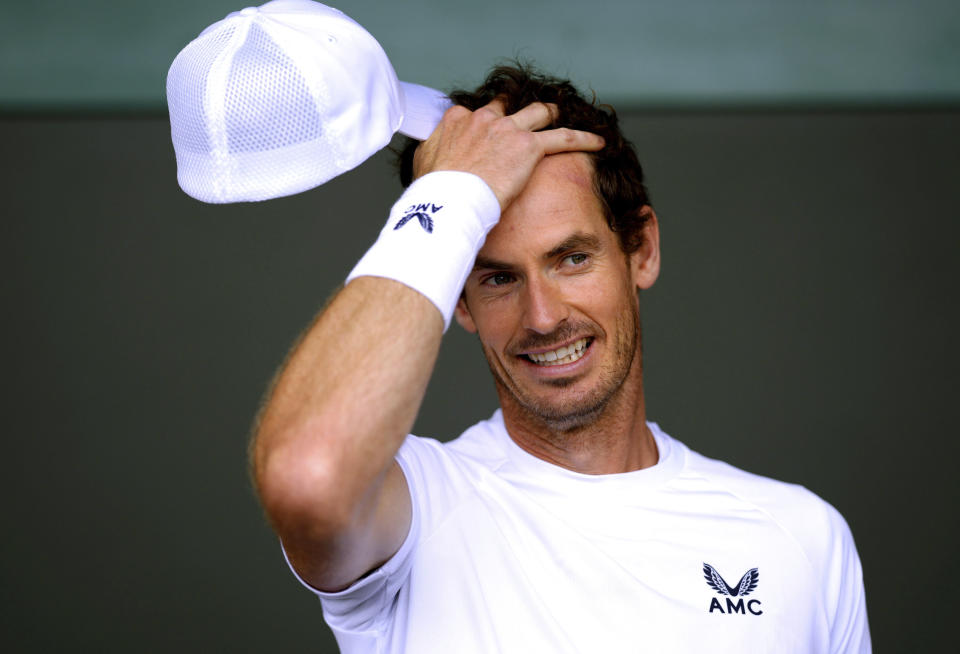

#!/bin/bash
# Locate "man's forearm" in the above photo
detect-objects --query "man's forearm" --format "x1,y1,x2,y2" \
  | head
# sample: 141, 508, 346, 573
252, 276, 441, 541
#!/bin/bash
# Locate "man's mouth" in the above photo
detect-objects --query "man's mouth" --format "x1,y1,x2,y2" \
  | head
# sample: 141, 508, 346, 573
523, 338, 592, 366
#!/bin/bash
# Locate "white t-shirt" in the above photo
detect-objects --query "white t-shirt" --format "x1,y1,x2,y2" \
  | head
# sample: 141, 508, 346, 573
287, 411, 870, 653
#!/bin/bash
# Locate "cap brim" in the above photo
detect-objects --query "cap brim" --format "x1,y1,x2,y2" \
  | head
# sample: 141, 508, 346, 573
398, 81, 452, 140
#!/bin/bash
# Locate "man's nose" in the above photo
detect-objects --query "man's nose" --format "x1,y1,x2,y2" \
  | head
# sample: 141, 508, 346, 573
521, 276, 569, 334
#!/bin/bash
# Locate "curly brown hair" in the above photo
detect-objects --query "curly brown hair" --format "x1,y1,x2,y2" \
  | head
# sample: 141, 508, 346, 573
396, 62, 652, 253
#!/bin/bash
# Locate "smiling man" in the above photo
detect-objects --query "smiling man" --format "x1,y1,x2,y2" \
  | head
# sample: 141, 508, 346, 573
456, 152, 657, 471
251, 65, 870, 653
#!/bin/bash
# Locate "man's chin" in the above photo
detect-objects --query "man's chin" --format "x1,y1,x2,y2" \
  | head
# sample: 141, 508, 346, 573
541, 375, 580, 389
513, 389, 612, 433
529, 401, 608, 433
489, 357, 621, 432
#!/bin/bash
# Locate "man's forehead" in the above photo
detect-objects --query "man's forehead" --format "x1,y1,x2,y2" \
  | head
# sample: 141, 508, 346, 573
537, 152, 596, 189
476, 153, 610, 267
503, 153, 600, 218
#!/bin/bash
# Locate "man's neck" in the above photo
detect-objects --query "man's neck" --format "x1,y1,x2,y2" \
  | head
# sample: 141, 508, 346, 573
497, 373, 658, 475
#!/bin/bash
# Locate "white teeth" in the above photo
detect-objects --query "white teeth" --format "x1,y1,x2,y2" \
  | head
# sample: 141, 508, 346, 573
527, 338, 589, 366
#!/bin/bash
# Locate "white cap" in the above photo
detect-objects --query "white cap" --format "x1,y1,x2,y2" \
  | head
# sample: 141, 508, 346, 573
166, 0, 451, 203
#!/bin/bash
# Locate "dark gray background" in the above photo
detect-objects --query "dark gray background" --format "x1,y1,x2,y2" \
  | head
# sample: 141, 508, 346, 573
3, 107, 958, 652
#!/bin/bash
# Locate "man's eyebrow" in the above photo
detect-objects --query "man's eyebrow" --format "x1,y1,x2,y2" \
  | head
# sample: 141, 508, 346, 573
544, 233, 602, 260
473, 255, 513, 272
472, 232, 603, 273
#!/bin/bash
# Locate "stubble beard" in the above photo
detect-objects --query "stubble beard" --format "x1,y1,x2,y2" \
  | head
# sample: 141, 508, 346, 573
484, 302, 641, 434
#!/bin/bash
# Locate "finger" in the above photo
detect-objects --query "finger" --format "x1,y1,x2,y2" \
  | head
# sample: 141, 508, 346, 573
537, 128, 605, 155
478, 98, 507, 118
508, 102, 559, 131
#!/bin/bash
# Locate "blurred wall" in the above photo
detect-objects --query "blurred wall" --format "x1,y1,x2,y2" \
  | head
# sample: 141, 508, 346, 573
3, 107, 958, 651
3, 0, 959, 108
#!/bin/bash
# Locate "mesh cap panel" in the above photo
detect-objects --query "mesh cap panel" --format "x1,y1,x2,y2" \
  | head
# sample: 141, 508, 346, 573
168, 25, 237, 157
166, 1, 450, 203
224, 24, 325, 154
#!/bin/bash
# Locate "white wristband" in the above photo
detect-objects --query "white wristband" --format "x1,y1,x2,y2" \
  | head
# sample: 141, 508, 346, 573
346, 171, 501, 329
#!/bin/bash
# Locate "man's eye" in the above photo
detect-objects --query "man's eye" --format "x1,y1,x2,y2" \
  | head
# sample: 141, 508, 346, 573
484, 272, 514, 286
564, 253, 589, 266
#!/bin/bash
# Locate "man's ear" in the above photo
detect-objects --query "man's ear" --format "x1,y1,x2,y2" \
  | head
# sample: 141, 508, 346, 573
454, 295, 477, 333
630, 206, 660, 290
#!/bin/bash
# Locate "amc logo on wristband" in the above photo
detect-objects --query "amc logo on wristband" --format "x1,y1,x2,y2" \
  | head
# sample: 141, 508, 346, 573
394, 203, 444, 233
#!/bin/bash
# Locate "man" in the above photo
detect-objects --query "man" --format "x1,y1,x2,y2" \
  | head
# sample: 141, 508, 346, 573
251, 65, 870, 653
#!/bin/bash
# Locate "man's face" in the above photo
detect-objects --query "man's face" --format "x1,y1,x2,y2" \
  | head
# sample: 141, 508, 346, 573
455, 153, 659, 431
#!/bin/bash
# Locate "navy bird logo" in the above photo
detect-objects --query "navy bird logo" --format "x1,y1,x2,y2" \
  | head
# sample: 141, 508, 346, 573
394, 203, 443, 233
394, 210, 433, 233
703, 563, 759, 597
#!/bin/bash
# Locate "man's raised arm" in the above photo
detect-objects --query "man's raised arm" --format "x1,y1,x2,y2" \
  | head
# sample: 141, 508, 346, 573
250, 101, 604, 592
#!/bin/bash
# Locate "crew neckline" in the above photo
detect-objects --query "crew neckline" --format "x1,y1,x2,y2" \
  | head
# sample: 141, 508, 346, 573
484, 409, 686, 497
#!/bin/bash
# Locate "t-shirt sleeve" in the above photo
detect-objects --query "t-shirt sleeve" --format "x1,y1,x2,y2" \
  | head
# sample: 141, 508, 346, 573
822, 504, 872, 654
279, 436, 427, 644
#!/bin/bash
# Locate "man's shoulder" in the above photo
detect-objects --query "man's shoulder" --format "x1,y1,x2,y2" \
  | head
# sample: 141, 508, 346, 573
678, 441, 854, 565
402, 411, 507, 462
681, 444, 816, 504
396, 412, 508, 486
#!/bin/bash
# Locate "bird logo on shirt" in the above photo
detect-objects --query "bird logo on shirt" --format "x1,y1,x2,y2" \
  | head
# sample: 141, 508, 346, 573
703, 563, 759, 597
703, 562, 763, 615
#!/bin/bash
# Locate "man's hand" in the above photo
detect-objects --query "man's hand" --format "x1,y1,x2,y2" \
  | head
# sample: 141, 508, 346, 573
412, 100, 605, 211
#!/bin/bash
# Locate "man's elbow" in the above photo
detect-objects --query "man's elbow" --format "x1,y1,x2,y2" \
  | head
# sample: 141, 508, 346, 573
253, 429, 357, 542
